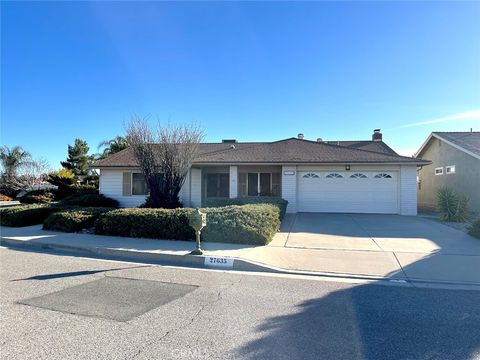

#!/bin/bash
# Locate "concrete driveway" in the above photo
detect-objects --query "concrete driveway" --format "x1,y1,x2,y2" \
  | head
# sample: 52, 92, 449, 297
265, 213, 480, 285
275, 213, 480, 255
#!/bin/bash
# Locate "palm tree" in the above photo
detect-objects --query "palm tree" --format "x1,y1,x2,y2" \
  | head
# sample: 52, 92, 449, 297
97, 136, 129, 159
0, 146, 32, 179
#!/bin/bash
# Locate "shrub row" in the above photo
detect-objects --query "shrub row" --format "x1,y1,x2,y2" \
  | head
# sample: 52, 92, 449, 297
19, 190, 56, 204
0, 204, 65, 227
202, 197, 288, 220
0, 203, 114, 228
43, 208, 113, 233
95, 204, 280, 245
201, 204, 280, 244
60, 193, 119, 208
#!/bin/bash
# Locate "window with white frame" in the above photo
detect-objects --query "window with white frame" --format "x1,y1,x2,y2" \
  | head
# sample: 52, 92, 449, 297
302, 173, 320, 178
435, 167, 443, 176
446, 165, 456, 174
132, 173, 148, 195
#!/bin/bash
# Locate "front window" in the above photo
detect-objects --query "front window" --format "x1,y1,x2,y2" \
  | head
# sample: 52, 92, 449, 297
132, 173, 148, 195
239, 171, 281, 197
206, 173, 229, 198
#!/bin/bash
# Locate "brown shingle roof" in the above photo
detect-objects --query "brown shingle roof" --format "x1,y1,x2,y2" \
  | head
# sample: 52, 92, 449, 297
94, 138, 430, 168
325, 140, 398, 155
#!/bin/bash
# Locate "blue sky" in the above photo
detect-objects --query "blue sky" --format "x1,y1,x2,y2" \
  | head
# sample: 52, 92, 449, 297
1, 1, 479, 168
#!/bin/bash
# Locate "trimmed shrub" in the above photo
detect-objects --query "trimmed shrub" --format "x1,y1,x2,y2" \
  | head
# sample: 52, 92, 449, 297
202, 204, 280, 245
203, 197, 288, 220
468, 219, 480, 239
95, 208, 194, 240
95, 204, 281, 245
43, 207, 112, 233
19, 190, 55, 204
0, 194, 12, 201
0, 204, 64, 227
437, 187, 470, 222
73, 184, 98, 195
60, 193, 119, 208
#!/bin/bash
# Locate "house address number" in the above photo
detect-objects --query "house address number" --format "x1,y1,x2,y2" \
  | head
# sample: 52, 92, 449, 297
204, 256, 234, 269
283, 170, 295, 175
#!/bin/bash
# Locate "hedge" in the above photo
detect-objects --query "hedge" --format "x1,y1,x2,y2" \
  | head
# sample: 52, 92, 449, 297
201, 204, 280, 244
19, 191, 55, 204
43, 207, 113, 233
95, 204, 280, 245
0, 204, 66, 227
202, 197, 288, 220
60, 193, 119, 208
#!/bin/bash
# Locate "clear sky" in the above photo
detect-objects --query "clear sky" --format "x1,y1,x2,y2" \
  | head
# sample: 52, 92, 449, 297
1, 1, 479, 168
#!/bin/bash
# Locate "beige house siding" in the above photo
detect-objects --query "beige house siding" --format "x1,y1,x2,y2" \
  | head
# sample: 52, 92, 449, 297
417, 138, 480, 211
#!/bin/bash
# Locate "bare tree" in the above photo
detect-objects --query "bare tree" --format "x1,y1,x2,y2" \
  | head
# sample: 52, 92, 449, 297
17, 157, 52, 189
125, 115, 204, 208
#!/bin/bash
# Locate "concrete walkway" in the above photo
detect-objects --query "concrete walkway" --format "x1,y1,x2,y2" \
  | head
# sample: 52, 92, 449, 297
1, 213, 480, 289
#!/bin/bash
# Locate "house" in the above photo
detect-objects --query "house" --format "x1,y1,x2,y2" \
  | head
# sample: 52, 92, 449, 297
94, 130, 429, 215
415, 131, 480, 212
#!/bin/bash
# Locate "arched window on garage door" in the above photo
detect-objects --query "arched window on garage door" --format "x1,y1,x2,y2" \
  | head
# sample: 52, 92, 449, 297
349, 173, 367, 178
374, 173, 392, 179
302, 173, 320, 178
326, 173, 343, 178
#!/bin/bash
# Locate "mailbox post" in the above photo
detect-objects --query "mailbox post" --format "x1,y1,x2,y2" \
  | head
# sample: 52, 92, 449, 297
189, 208, 206, 255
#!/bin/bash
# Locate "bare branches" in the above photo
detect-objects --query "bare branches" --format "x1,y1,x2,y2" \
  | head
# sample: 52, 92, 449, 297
125, 115, 204, 208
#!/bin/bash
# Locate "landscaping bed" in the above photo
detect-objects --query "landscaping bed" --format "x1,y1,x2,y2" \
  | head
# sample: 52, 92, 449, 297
0, 203, 116, 228
0, 204, 66, 227
202, 197, 288, 220
95, 204, 281, 245
43, 207, 114, 233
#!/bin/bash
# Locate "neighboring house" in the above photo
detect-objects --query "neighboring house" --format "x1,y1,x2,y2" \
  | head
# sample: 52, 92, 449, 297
415, 131, 480, 212
94, 130, 429, 215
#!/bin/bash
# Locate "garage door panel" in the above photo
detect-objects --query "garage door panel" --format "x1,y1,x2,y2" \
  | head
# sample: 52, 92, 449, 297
297, 171, 398, 214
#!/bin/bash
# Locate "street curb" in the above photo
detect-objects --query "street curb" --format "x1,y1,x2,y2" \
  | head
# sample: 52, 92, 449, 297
0, 237, 282, 273
3, 237, 480, 289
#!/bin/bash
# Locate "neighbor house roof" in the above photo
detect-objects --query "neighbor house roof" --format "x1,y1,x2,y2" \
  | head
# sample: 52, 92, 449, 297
94, 137, 430, 168
325, 140, 398, 155
415, 132, 480, 160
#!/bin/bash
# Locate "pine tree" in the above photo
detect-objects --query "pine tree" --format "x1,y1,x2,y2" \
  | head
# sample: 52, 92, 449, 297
60, 139, 92, 176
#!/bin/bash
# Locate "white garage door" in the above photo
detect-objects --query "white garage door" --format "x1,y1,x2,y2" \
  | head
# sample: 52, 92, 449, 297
297, 171, 399, 214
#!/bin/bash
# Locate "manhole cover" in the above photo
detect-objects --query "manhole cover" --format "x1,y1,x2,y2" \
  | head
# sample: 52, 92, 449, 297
18, 277, 197, 321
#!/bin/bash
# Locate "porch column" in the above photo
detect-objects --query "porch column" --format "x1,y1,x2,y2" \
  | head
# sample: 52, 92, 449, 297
229, 166, 238, 198
281, 165, 297, 213
190, 168, 202, 207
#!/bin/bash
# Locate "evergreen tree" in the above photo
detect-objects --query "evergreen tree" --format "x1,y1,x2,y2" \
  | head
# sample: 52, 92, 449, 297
61, 139, 92, 176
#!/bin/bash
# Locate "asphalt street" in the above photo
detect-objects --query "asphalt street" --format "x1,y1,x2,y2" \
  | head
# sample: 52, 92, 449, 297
1, 247, 479, 360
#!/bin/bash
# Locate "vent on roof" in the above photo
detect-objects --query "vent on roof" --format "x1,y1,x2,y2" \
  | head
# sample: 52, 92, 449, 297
222, 139, 237, 143
298, 133, 304, 140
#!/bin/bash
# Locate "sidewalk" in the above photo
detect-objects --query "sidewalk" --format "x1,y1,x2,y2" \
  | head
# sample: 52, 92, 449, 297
1, 224, 480, 289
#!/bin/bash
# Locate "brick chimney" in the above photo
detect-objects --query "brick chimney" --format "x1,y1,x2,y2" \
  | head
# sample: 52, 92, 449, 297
372, 129, 382, 142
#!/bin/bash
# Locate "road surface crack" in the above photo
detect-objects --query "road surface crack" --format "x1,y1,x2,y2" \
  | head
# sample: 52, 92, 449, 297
129, 278, 241, 359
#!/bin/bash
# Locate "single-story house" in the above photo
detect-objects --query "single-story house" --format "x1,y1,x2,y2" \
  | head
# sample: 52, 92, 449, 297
94, 130, 430, 215
415, 131, 480, 212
